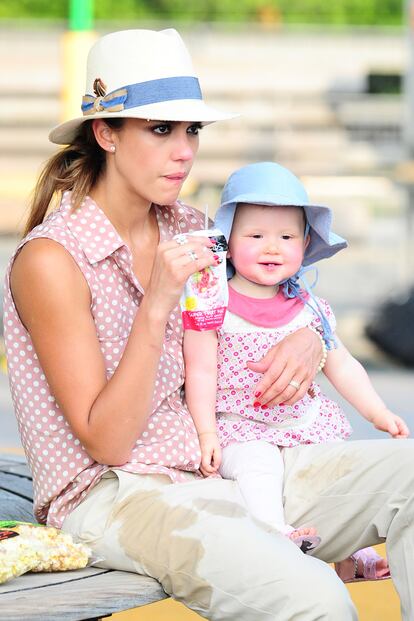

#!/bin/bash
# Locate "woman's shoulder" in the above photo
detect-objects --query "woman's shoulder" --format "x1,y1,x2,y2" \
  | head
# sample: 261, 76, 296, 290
11, 237, 86, 298
11, 205, 77, 279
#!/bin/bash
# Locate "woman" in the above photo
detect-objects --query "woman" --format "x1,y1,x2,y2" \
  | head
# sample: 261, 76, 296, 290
4, 28, 414, 621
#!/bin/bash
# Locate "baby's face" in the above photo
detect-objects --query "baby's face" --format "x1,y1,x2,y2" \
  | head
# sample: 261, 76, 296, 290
228, 203, 309, 297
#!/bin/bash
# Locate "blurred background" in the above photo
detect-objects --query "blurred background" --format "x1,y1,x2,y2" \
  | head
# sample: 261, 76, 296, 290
1, 1, 413, 618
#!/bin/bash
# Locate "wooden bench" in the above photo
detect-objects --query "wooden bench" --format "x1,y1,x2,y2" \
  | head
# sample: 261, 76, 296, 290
0, 454, 167, 621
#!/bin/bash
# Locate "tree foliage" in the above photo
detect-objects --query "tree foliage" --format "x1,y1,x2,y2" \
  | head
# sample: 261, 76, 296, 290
0, 0, 403, 26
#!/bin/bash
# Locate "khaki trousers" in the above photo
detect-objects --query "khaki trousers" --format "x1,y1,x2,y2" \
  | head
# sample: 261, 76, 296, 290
63, 439, 414, 620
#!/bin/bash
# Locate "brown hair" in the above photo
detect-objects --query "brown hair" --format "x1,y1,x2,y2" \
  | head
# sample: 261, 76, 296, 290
23, 119, 124, 237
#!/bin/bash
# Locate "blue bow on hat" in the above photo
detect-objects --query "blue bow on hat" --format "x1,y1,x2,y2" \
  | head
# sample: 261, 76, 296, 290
81, 87, 128, 115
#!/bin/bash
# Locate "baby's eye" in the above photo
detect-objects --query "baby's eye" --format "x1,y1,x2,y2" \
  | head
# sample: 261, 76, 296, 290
251, 234, 263, 239
187, 123, 202, 135
281, 235, 293, 240
152, 124, 171, 135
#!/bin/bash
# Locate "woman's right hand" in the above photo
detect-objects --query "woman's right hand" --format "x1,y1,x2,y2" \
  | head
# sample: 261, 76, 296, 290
145, 235, 219, 317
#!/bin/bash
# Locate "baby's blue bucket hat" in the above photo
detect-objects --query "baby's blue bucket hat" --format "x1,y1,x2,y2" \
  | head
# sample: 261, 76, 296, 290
214, 161, 347, 266
214, 161, 348, 349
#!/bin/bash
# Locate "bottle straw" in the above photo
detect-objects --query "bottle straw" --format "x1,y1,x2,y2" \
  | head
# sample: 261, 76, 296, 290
204, 204, 209, 230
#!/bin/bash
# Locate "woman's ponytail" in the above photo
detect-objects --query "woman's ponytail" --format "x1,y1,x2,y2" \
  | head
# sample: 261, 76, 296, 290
23, 119, 122, 237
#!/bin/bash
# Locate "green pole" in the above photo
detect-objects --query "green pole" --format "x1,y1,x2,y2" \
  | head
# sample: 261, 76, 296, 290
69, 0, 94, 31
61, 0, 96, 121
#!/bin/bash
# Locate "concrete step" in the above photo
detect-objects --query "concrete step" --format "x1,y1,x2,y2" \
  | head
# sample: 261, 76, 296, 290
0, 96, 60, 127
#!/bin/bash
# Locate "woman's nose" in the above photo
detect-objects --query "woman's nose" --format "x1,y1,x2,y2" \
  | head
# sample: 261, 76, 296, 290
172, 135, 197, 161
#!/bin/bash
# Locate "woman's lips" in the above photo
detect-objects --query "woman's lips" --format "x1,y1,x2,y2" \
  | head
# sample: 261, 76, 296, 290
164, 172, 187, 181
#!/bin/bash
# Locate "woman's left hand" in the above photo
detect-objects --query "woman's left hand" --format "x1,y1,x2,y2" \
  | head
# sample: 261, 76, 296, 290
247, 327, 322, 407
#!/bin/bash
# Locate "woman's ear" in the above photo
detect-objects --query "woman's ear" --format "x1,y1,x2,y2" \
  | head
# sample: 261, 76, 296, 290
91, 119, 116, 153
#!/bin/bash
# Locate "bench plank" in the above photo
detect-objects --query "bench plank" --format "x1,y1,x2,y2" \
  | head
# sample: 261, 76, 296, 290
0, 489, 34, 521
0, 456, 35, 521
0, 471, 34, 497
0, 567, 167, 620
0, 455, 35, 522
0, 453, 167, 620
0, 456, 31, 477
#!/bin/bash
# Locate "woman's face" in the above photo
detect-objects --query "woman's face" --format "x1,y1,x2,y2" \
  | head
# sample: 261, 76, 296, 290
109, 118, 201, 206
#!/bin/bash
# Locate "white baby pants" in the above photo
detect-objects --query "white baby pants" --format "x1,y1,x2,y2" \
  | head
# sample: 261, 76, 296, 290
219, 440, 293, 533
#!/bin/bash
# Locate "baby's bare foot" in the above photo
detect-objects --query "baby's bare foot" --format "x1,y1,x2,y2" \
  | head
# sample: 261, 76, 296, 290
287, 527, 321, 554
335, 548, 390, 582
288, 526, 318, 541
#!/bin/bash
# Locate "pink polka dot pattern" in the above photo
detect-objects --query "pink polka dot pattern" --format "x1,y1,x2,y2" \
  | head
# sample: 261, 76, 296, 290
215, 303, 352, 448
3, 192, 205, 528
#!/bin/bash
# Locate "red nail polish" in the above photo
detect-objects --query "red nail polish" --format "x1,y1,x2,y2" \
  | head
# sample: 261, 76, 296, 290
261, 405, 268, 409
279, 403, 284, 406
253, 401, 261, 408
254, 391, 262, 398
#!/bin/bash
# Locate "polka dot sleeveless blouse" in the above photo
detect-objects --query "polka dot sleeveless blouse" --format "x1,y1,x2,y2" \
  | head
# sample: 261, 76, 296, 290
3, 193, 204, 527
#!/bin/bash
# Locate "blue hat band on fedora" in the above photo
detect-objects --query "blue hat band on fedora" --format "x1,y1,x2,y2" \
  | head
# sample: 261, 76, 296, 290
82, 76, 202, 115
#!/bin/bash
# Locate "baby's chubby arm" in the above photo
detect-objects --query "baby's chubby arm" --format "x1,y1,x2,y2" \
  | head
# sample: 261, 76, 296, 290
183, 329, 222, 475
323, 337, 409, 438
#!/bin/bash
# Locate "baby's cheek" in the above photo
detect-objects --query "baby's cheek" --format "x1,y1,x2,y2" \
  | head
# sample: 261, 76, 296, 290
286, 244, 306, 266
231, 244, 256, 268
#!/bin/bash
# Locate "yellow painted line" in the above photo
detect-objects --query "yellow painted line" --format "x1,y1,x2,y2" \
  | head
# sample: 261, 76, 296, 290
0, 447, 25, 456
112, 600, 199, 620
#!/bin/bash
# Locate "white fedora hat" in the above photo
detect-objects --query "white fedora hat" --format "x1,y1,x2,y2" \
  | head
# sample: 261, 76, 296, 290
49, 28, 237, 144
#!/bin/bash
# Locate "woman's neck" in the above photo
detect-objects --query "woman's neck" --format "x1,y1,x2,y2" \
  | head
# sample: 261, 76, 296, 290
89, 176, 156, 249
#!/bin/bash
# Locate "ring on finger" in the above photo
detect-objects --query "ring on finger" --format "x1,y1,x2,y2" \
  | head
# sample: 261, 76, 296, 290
288, 380, 301, 391
187, 250, 198, 261
175, 234, 187, 245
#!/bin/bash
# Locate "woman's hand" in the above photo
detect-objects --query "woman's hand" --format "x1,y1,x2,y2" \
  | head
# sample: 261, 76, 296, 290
145, 235, 218, 318
247, 327, 322, 407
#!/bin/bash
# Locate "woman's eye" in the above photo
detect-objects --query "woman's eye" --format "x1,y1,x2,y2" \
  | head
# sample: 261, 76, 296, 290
153, 124, 171, 135
187, 123, 202, 135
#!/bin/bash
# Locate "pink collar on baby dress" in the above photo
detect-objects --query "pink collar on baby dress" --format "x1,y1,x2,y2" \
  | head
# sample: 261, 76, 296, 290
228, 284, 308, 327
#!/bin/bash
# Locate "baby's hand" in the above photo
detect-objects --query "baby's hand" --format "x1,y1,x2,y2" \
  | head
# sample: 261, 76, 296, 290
198, 432, 222, 477
372, 409, 410, 438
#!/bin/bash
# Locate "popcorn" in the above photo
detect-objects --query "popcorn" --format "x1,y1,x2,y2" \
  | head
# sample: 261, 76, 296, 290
0, 521, 92, 584
0, 535, 38, 583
